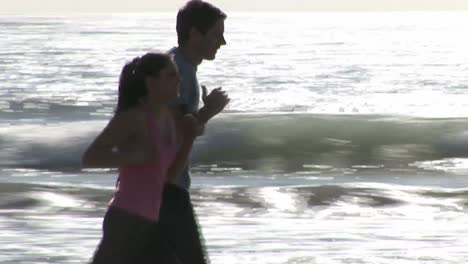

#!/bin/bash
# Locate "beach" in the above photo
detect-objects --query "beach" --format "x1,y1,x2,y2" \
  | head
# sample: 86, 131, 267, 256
1, 12, 468, 263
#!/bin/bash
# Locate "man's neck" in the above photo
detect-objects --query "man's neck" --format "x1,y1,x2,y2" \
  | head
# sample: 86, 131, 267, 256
179, 45, 203, 66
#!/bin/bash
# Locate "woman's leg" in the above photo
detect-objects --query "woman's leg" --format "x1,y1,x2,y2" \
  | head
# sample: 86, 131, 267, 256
91, 207, 155, 264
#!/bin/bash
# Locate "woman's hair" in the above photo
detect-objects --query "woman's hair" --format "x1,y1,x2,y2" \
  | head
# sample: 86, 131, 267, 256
116, 53, 172, 113
176, 0, 227, 45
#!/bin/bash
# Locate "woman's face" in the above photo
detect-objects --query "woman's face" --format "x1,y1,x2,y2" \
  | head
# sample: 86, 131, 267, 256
146, 61, 180, 104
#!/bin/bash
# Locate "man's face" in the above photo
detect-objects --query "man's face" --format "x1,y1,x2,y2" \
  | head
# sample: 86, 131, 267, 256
199, 18, 226, 61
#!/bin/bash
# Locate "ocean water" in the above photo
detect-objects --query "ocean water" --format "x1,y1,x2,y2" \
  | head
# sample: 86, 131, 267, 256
1, 12, 468, 263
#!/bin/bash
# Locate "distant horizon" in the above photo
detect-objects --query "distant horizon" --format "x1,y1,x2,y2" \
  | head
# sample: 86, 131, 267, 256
2, 10, 468, 16
1, 0, 468, 14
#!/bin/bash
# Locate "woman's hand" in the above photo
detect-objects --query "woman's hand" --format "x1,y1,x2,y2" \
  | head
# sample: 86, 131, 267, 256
181, 114, 198, 142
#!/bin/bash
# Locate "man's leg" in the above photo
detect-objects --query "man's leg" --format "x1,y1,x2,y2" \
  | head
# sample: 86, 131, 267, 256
158, 184, 209, 264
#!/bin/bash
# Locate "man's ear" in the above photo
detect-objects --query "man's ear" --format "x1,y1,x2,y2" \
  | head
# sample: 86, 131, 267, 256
189, 27, 203, 42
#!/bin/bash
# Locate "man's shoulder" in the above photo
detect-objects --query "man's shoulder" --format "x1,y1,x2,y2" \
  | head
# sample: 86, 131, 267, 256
167, 47, 178, 56
167, 47, 195, 73
167, 47, 183, 65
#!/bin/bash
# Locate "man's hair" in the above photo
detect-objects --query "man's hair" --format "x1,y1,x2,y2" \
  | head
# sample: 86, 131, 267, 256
176, 0, 227, 45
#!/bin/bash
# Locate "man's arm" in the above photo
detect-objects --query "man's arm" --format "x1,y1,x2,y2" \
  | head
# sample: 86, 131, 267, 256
196, 86, 230, 124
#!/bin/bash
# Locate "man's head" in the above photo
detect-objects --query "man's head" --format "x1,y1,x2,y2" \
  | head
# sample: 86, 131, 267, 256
177, 0, 227, 61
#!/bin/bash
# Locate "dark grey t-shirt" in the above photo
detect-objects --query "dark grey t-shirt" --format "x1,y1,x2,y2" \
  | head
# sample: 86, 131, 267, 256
168, 47, 200, 190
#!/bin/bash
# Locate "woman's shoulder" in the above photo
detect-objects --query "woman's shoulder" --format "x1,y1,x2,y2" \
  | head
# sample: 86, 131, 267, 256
116, 107, 145, 118
112, 107, 146, 128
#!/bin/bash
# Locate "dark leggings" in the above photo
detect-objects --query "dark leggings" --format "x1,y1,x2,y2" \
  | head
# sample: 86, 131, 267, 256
158, 184, 209, 264
91, 207, 180, 264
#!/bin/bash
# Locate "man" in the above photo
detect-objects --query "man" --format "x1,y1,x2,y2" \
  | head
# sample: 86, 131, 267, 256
159, 1, 229, 263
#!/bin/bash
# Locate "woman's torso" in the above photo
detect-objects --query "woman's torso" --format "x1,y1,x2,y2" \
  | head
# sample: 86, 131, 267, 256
110, 107, 177, 221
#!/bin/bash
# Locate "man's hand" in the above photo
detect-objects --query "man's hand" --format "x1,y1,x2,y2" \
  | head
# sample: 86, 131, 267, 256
201, 85, 230, 119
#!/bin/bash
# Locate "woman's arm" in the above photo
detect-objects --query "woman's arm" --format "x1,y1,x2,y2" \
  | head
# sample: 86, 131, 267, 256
82, 111, 152, 168
166, 114, 198, 182
173, 103, 205, 136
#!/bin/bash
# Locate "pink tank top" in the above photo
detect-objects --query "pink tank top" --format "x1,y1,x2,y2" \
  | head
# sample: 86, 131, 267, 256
110, 110, 177, 221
